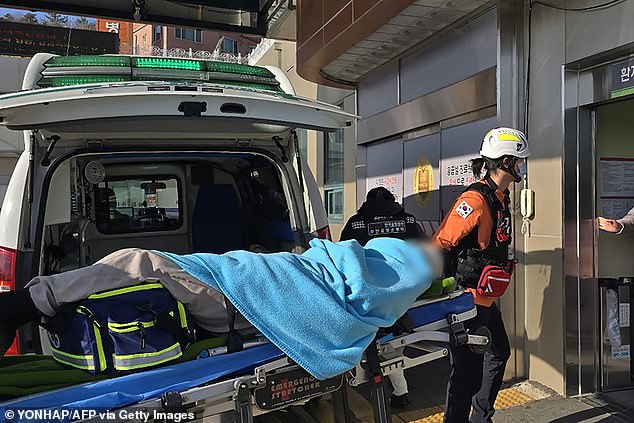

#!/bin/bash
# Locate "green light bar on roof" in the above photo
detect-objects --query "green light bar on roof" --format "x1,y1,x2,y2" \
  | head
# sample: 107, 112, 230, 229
39, 75, 131, 87
133, 57, 205, 70
38, 55, 283, 91
132, 68, 207, 81
46, 56, 131, 67
206, 62, 274, 78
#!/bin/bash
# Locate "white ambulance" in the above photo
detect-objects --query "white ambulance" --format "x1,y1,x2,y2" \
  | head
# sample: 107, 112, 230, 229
0, 53, 354, 354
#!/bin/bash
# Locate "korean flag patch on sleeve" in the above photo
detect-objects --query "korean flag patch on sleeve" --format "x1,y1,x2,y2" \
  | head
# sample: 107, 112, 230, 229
455, 201, 474, 219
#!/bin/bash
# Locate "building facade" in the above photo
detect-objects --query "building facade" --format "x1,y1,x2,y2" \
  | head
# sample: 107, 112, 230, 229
96, 19, 134, 54
132, 23, 260, 57
296, 0, 634, 398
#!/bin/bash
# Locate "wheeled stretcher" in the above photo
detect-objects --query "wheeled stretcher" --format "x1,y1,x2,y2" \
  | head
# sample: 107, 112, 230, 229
0, 288, 488, 423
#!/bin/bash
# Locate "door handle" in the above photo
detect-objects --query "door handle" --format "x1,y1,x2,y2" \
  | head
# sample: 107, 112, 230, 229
178, 101, 207, 117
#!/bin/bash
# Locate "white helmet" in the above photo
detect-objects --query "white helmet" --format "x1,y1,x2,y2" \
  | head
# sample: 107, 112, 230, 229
480, 127, 530, 159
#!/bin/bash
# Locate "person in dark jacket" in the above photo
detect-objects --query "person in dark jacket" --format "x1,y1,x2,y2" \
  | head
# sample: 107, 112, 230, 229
340, 187, 425, 245
340, 186, 425, 408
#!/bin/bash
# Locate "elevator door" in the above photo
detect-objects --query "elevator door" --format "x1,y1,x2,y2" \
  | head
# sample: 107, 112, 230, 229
596, 100, 634, 391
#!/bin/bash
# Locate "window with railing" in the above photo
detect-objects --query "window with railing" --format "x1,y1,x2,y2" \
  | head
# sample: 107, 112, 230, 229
153, 26, 162, 43
175, 28, 202, 43
221, 37, 238, 54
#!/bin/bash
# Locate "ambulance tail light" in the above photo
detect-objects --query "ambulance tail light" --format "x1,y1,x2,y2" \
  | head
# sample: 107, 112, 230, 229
0, 246, 18, 355
316, 225, 331, 241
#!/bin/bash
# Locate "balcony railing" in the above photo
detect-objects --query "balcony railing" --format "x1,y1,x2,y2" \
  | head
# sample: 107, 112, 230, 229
125, 43, 248, 64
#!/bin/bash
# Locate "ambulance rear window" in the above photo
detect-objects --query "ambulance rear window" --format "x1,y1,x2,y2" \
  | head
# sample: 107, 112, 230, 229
95, 176, 182, 234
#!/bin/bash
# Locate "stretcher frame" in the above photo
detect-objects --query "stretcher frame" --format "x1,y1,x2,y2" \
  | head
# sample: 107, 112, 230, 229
78, 290, 488, 423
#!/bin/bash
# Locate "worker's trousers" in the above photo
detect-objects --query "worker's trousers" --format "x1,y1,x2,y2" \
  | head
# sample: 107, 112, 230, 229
443, 303, 510, 423
388, 369, 409, 396
27, 248, 251, 333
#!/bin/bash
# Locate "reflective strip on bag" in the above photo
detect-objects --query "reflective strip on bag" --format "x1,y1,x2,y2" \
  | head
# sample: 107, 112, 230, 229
108, 320, 155, 333
113, 342, 182, 371
94, 323, 108, 371
87, 282, 164, 299
177, 302, 188, 328
51, 348, 96, 371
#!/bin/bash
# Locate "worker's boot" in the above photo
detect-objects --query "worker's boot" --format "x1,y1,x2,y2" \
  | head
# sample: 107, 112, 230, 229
0, 289, 40, 358
390, 393, 412, 408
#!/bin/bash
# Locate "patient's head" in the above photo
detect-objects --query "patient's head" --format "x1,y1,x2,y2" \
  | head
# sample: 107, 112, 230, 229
412, 240, 444, 279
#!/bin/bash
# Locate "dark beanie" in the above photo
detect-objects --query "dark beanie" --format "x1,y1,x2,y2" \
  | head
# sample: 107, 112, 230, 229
366, 186, 395, 202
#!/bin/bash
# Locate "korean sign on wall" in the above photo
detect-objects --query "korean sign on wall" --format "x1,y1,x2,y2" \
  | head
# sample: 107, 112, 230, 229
611, 58, 634, 99
439, 116, 497, 215
96, 19, 134, 54
0, 21, 118, 57
366, 138, 403, 203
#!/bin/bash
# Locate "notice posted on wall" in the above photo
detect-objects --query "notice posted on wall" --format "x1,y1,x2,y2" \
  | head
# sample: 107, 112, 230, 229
600, 158, 634, 219
611, 344, 630, 359
601, 198, 634, 219
442, 158, 476, 187
368, 175, 403, 203
601, 158, 634, 197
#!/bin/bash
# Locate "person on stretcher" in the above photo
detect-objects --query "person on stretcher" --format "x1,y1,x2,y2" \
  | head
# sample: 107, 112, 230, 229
0, 238, 443, 379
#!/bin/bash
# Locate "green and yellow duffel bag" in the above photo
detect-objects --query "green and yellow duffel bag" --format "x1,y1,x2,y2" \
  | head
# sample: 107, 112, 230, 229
45, 282, 193, 375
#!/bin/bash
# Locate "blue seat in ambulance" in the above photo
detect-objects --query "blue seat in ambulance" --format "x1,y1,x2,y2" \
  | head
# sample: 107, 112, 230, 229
192, 184, 247, 253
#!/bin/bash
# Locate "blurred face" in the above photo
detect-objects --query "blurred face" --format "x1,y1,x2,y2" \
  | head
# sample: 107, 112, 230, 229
414, 240, 444, 279
514, 158, 525, 173
498, 157, 525, 183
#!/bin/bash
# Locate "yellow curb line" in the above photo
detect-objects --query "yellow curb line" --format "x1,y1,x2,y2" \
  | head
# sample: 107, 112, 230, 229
408, 387, 535, 423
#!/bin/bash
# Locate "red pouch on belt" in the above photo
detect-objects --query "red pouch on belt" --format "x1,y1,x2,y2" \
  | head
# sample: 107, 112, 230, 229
476, 261, 515, 297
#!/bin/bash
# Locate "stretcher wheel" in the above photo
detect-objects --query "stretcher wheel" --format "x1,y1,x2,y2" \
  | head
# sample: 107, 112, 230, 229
469, 326, 491, 354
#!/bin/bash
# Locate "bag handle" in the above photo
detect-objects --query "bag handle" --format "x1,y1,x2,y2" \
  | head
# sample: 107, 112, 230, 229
139, 303, 192, 349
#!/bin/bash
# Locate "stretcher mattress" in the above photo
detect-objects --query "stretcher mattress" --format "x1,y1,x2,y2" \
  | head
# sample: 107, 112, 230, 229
0, 291, 475, 413
409, 292, 474, 328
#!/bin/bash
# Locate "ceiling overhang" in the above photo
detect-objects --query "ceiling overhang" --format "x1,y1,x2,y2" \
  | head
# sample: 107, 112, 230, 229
0, 0, 280, 35
266, 0, 296, 41
298, 0, 495, 87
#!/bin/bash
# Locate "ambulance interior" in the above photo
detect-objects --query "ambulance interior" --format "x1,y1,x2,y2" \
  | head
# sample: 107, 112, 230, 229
40, 153, 300, 277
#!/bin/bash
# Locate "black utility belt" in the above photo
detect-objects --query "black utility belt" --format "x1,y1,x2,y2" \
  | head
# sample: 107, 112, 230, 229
455, 249, 514, 298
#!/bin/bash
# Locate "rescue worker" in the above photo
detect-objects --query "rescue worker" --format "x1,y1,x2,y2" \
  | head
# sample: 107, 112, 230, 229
340, 186, 425, 408
340, 186, 425, 245
433, 128, 530, 423
598, 208, 634, 234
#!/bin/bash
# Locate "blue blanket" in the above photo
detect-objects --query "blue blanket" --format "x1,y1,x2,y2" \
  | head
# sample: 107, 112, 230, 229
156, 238, 433, 379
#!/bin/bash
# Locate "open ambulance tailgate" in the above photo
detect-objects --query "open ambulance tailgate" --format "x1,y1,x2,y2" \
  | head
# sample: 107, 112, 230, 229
0, 82, 356, 141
